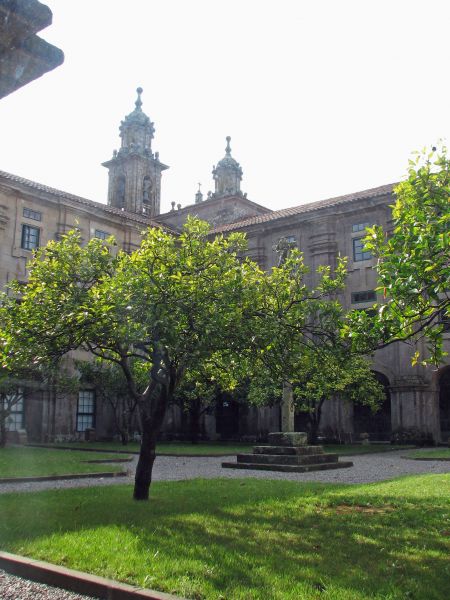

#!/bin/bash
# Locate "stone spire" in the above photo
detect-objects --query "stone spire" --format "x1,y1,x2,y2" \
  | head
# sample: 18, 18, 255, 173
102, 88, 169, 217
211, 136, 243, 198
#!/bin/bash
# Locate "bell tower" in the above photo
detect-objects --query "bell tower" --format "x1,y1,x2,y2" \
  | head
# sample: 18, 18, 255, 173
211, 136, 243, 198
102, 88, 169, 216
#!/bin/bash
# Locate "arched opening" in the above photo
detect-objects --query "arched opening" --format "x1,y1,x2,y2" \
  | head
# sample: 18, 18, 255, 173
143, 176, 151, 204
115, 175, 126, 208
215, 393, 240, 440
438, 368, 450, 440
353, 371, 391, 441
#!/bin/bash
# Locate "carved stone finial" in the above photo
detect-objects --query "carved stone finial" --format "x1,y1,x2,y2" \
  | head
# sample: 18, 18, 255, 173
171, 201, 176, 212
273, 237, 295, 267
225, 136, 231, 155
135, 87, 143, 109
195, 182, 204, 204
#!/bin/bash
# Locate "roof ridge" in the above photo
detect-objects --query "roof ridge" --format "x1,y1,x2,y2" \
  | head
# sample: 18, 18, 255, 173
0, 169, 162, 228
211, 182, 397, 234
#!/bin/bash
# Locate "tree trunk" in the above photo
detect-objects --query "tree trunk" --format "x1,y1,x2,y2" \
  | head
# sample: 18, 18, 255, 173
189, 402, 201, 444
308, 415, 319, 445
0, 414, 6, 448
133, 420, 157, 500
308, 398, 325, 445
133, 384, 170, 500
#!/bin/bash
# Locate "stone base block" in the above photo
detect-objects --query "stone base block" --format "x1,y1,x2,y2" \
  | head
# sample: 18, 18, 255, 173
268, 432, 308, 447
237, 453, 339, 465
253, 445, 323, 455
222, 460, 353, 473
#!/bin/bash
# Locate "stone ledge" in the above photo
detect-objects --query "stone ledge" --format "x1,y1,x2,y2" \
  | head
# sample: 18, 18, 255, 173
0, 551, 185, 600
0, 471, 127, 484
222, 461, 353, 472
401, 456, 450, 462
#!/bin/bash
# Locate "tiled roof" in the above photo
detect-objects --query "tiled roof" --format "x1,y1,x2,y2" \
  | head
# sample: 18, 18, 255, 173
0, 169, 169, 230
211, 183, 396, 234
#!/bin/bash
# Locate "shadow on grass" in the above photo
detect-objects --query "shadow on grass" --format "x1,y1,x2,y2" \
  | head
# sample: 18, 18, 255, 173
1, 476, 449, 599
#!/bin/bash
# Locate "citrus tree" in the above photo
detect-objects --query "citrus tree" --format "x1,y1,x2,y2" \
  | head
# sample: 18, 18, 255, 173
347, 145, 450, 364
0, 218, 261, 499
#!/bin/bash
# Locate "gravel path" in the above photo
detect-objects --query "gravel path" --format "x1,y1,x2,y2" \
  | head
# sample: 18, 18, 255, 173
0, 569, 94, 600
1, 448, 449, 494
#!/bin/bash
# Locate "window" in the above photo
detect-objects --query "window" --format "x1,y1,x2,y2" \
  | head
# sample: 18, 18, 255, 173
352, 222, 370, 233
353, 237, 372, 262
21, 224, 40, 250
77, 390, 95, 432
351, 290, 377, 304
285, 235, 297, 245
95, 229, 109, 240
23, 207, 42, 221
2, 389, 24, 431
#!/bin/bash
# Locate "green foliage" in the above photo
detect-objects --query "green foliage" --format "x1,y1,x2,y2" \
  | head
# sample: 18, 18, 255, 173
346, 144, 450, 364
0, 217, 262, 497
242, 248, 383, 439
77, 360, 143, 444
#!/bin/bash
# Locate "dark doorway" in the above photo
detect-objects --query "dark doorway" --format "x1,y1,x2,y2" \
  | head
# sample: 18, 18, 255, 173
215, 394, 240, 440
353, 371, 391, 441
294, 411, 309, 433
439, 368, 450, 440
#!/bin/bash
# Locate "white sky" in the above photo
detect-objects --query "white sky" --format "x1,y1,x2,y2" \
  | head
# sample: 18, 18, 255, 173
0, 0, 449, 213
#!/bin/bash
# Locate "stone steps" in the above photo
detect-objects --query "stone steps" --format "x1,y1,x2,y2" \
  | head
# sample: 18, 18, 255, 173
222, 460, 354, 473
237, 453, 339, 465
221, 431, 353, 473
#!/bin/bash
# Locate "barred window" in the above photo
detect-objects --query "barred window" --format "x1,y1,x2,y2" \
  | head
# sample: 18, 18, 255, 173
353, 237, 372, 262
23, 208, 42, 221
21, 224, 40, 250
351, 290, 377, 304
352, 222, 370, 233
95, 229, 109, 240
77, 390, 95, 432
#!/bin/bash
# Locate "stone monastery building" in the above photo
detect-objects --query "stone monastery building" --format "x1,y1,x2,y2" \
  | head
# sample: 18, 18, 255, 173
1, 89, 449, 444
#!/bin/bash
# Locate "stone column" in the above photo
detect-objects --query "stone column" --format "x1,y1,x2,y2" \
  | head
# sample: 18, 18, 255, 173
390, 378, 440, 443
281, 382, 295, 432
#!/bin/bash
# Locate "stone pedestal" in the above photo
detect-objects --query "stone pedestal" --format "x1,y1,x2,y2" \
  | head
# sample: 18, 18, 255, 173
222, 431, 353, 473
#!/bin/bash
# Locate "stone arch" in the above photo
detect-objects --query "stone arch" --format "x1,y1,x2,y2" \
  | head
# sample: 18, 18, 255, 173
353, 370, 392, 441
215, 392, 240, 440
115, 175, 126, 208
438, 366, 450, 440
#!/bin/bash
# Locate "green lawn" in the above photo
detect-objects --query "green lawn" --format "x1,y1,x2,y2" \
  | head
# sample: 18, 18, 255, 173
42, 441, 412, 456
42, 441, 257, 455
1, 475, 449, 599
406, 448, 450, 460
0, 447, 129, 478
